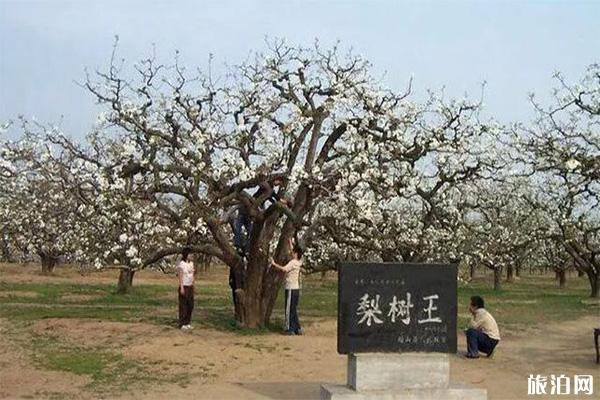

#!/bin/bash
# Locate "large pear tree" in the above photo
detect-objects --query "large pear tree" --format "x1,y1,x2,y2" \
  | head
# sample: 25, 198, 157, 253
50, 42, 499, 327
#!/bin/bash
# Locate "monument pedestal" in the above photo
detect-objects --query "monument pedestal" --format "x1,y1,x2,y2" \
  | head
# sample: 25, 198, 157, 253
329, 263, 485, 399
321, 353, 486, 400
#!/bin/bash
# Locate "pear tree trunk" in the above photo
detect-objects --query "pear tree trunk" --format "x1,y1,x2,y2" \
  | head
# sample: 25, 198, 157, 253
506, 265, 514, 283
228, 186, 310, 328
1, 232, 12, 262
40, 252, 58, 274
493, 267, 502, 291
554, 268, 567, 289
117, 268, 135, 294
589, 272, 599, 298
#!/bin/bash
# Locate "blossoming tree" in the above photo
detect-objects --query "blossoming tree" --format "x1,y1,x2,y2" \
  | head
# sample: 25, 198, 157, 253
517, 64, 600, 297
0, 125, 79, 273
44, 129, 211, 293
50, 41, 504, 326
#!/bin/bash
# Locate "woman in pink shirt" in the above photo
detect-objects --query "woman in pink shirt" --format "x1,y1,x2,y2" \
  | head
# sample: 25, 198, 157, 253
177, 248, 195, 330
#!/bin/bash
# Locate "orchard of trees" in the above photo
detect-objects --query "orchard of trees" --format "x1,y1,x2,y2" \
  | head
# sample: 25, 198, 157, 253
0, 42, 598, 327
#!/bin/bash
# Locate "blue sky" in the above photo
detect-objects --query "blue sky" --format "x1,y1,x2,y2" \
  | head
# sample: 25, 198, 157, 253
1, 0, 599, 138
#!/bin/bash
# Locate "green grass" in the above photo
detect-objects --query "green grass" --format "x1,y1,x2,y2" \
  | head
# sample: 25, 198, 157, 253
0, 281, 173, 305
456, 274, 599, 330
45, 350, 116, 376
293, 279, 338, 318
1, 273, 596, 330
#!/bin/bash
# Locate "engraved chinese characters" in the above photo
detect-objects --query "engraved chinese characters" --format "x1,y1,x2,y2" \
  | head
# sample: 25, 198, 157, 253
356, 292, 441, 326
337, 263, 458, 354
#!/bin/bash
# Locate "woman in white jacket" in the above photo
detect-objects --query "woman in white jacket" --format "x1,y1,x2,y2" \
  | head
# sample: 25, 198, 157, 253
271, 239, 303, 335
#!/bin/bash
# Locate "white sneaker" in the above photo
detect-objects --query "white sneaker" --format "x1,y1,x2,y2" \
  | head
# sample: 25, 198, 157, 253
181, 325, 190, 330
186, 324, 194, 330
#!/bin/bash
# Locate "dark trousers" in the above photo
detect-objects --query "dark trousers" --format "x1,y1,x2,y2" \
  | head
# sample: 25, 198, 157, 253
178, 285, 194, 327
466, 328, 498, 356
284, 289, 301, 333
229, 268, 238, 311
233, 210, 252, 250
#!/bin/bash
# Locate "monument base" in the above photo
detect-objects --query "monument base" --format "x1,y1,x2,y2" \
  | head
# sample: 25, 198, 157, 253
348, 353, 449, 391
320, 383, 487, 400
321, 353, 486, 400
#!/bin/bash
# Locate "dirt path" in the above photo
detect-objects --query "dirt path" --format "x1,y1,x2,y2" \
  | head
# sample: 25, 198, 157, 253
136, 317, 600, 400
452, 315, 599, 399
4, 316, 594, 399
94, 314, 597, 400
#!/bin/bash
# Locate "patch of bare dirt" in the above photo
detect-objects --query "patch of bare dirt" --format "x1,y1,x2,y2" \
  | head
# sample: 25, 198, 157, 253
60, 294, 102, 302
32, 319, 161, 349
0, 262, 229, 286
496, 299, 539, 304
0, 318, 90, 400
114, 315, 600, 400
581, 298, 600, 306
0, 290, 38, 298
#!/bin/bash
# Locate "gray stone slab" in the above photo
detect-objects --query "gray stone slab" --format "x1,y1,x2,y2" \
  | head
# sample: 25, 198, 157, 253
347, 353, 449, 391
321, 383, 487, 400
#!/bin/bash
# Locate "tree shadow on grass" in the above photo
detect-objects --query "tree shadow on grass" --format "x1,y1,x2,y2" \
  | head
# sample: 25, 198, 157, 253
147, 307, 284, 335
201, 308, 284, 335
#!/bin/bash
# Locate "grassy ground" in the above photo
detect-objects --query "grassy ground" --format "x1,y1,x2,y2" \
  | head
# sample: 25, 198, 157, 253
3, 272, 593, 330
457, 274, 598, 330
0, 274, 339, 332
0, 266, 598, 397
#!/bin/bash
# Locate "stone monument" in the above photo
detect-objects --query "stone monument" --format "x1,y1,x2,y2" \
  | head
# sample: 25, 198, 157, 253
320, 262, 487, 400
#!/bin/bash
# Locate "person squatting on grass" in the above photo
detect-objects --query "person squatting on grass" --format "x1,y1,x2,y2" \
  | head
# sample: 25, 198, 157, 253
465, 295, 500, 358
270, 239, 303, 335
177, 248, 195, 330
